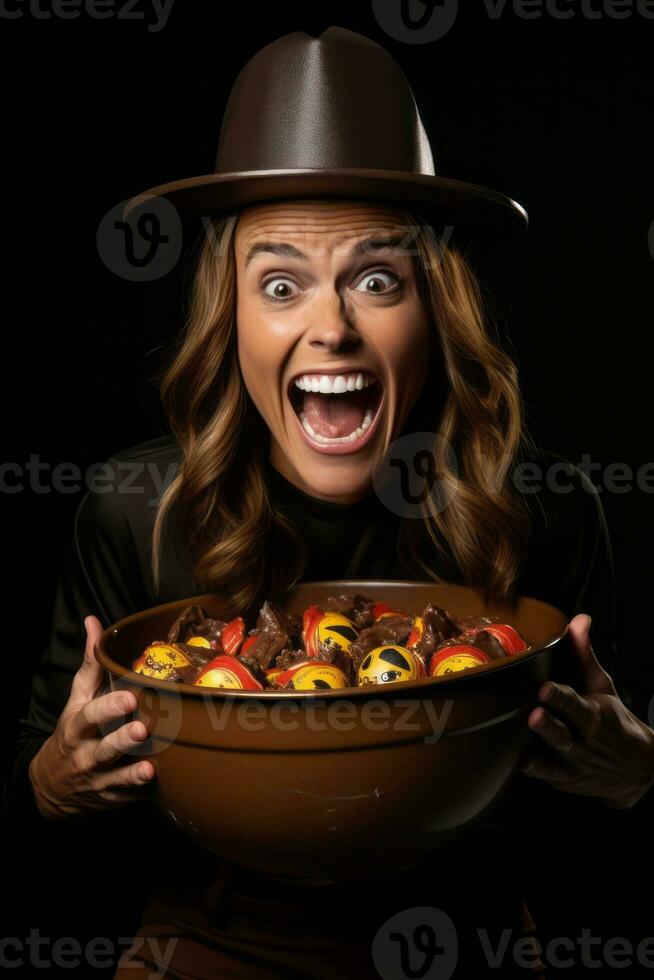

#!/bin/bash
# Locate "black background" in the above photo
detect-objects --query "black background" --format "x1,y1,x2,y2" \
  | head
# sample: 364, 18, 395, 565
5, 1, 654, 975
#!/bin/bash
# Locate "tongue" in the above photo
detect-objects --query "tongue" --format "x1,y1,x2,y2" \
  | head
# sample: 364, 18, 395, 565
303, 390, 367, 438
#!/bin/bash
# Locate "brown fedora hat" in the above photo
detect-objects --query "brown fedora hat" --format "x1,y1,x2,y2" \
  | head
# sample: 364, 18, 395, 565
124, 26, 528, 235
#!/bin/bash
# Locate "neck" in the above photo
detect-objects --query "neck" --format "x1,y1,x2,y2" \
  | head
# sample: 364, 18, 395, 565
267, 449, 374, 507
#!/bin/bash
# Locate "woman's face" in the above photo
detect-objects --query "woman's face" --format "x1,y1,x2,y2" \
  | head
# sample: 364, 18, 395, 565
234, 200, 432, 503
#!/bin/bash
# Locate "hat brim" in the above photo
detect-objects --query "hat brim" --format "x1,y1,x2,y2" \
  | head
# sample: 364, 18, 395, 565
122, 168, 528, 236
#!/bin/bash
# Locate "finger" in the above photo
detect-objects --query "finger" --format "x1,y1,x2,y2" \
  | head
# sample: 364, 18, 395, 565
537, 681, 597, 736
71, 689, 138, 740
527, 706, 575, 755
93, 719, 149, 766
92, 759, 156, 792
69, 616, 106, 704
568, 614, 617, 696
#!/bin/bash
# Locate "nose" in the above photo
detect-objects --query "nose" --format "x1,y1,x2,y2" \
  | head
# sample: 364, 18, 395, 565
304, 292, 360, 353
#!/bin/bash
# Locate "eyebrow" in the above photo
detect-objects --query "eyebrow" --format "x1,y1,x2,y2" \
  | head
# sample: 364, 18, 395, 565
244, 233, 409, 268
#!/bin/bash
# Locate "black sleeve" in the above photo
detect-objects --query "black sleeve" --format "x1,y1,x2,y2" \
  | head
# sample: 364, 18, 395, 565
6, 476, 152, 821
562, 468, 629, 708
517, 455, 630, 709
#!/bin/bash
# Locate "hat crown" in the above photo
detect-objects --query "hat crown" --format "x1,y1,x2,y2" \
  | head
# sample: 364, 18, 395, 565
215, 26, 436, 177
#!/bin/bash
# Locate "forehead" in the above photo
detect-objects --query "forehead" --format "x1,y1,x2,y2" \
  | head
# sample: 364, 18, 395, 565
234, 199, 412, 259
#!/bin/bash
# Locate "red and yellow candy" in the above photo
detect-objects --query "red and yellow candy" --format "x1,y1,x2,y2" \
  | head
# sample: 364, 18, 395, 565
221, 617, 246, 656
304, 609, 359, 658
358, 645, 426, 686
429, 644, 491, 677
194, 655, 263, 690
275, 660, 349, 691
481, 624, 527, 656
132, 642, 191, 680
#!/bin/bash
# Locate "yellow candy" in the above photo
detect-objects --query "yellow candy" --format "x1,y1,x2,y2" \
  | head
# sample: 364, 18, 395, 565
358, 645, 423, 686
287, 662, 349, 690
132, 643, 191, 679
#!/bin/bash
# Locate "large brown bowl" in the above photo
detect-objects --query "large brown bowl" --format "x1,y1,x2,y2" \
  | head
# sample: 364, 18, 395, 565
95, 580, 572, 882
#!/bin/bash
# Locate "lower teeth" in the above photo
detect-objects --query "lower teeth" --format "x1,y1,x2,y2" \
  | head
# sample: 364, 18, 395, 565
299, 409, 374, 445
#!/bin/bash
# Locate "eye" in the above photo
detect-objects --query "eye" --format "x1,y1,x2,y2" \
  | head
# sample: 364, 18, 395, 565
262, 277, 300, 302
353, 269, 401, 295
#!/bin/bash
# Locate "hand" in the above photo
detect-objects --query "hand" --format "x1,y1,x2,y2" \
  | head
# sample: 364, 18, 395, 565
28, 615, 156, 820
520, 614, 654, 809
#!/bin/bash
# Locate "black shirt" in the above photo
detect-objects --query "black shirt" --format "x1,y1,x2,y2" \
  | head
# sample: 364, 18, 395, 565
12, 431, 625, 790
7, 432, 639, 962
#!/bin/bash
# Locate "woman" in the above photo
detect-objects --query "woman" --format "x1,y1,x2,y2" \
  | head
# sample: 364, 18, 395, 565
15, 26, 654, 979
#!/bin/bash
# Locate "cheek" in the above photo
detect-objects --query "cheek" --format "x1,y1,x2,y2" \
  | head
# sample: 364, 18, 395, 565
236, 300, 291, 422
378, 306, 431, 393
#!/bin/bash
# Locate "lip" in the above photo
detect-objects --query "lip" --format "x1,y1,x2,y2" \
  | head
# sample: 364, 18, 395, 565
286, 368, 385, 456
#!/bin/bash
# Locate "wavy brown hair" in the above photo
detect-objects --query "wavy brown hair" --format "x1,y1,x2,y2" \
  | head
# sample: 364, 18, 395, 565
152, 206, 535, 620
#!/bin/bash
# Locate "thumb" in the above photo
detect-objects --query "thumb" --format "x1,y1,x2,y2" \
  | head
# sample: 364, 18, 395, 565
568, 613, 616, 695
69, 615, 105, 704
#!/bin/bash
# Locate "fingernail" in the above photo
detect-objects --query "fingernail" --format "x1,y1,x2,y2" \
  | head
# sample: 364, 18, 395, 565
540, 684, 553, 702
138, 764, 152, 780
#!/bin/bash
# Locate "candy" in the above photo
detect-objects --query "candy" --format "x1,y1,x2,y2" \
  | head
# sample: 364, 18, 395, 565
186, 636, 212, 649
371, 602, 408, 621
406, 615, 424, 650
357, 645, 426, 686
305, 610, 359, 659
135, 595, 530, 691
195, 655, 263, 690
429, 644, 491, 676
132, 642, 193, 681
221, 617, 245, 656
275, 661, 349, 691
481, 624, 527, 656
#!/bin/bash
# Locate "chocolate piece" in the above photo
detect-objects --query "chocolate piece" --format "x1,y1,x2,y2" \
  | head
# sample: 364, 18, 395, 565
371, 615, 413, 645
413, 604, 460, 660
275, 647, 308, 670
166, 603, 226, 646
468, 629, 507, 661
255, 601, 302, 644
176, 642, 215, 670
324, 593, 376, 629
451, 615, 496, 635
175, 664, 202, 684
239, 630, 289, 671
191, 618, 228, 645
166, 604, 207, 643
235, 654, 269, 687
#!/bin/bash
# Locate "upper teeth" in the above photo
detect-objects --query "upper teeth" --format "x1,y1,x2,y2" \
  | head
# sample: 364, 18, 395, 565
294, 372, 375, 394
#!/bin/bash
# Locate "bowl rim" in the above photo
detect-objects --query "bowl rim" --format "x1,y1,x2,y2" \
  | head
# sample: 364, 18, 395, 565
95, 579, 568, 700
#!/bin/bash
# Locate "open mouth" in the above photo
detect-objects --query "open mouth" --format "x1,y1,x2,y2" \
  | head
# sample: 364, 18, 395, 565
288, 371, 384, 453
